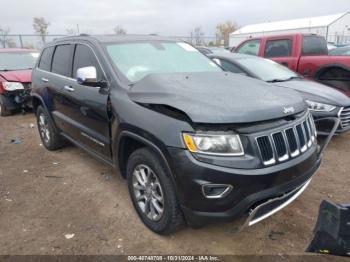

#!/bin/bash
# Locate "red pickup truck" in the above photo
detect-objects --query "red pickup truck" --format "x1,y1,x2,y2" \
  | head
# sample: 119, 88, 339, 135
233, 33, 350, 97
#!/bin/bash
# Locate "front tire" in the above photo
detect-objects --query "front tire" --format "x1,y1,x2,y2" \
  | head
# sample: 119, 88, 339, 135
127, 148, 184, 235
0, 95, 11, 116
36, 105, 66, 150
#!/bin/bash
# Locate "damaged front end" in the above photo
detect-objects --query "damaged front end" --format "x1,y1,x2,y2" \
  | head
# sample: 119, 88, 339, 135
0, 82, 33, 112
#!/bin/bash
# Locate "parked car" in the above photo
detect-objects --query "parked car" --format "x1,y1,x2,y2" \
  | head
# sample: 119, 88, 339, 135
196, 46, 230, 55
0, 48, 39, 116
31, 35, 336, 235
329, 46, 350, 56
327, 43, 337, 51
233, 33, 350, 97
209, 53, 350, 135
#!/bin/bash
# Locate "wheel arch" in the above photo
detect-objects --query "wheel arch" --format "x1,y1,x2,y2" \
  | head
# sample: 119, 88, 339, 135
116, 131, 176, 183
313, 63, 350, 79
31, 94, 43, 113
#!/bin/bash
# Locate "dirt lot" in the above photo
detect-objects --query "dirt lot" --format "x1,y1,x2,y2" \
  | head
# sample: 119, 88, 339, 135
0, 113, 349, 256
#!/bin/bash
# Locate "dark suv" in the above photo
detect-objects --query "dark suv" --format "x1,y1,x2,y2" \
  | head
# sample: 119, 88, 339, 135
31, 35, 335, 235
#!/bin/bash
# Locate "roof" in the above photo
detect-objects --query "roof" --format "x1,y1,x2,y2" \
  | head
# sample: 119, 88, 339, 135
0, 48, 38, 53
231, 12, 349, 35
54, 34, 176, 44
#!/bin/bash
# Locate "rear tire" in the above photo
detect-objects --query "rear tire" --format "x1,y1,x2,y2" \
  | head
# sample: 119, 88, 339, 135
0, 96, 11, 116
36, 105, 66, 150
127, 147, 184, 235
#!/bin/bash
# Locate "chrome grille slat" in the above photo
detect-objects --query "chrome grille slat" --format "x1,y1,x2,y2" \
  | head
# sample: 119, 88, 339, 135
340, 106, 350, 128
256, 114, 316, 166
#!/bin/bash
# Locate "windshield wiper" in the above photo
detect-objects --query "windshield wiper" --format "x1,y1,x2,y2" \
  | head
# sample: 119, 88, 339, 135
267, 76, 302, 83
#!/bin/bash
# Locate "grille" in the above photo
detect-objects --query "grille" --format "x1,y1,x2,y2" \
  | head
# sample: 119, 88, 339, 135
23, 83, 31, 89
256, 114, 316, 166
340, 106, 350, 129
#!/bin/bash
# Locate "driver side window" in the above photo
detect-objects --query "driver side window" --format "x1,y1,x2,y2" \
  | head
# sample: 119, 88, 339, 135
236, 40, 261, 56
73, 44, 104, 81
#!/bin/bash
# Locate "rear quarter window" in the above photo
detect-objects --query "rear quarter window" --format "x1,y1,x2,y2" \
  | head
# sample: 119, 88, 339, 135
302, 36, 328, 55
38, 46, 54, 71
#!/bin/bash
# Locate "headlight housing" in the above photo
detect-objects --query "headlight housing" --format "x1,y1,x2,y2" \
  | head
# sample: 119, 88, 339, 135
305, 100, 336, 112
2, 82, 24, 91
183, 133, 244, 156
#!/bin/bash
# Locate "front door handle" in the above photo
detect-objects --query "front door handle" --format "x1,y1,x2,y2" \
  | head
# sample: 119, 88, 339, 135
64, 85, 75, 92
41, 77, 49, 82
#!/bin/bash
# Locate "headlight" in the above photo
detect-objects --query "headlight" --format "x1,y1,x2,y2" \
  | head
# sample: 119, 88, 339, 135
2, 82, 24, 91
305, 100, 336, 112
183, 133, 244, 156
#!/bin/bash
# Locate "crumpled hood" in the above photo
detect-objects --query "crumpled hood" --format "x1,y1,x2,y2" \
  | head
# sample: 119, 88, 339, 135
0, 70, 32, 82
274, 79, 350, 107
128, 72, 306, 124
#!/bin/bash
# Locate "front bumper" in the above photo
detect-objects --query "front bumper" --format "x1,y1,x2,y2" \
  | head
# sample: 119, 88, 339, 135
0, 89, 32, 110
168, 145, 321, 227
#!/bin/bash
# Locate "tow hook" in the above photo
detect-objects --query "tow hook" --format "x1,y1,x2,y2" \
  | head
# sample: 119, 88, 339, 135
314, 117, 340, 160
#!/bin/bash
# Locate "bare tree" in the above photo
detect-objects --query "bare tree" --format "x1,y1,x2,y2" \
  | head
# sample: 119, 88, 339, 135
33, 17, 50, 44
0, 26, 13, 48
113, 25, 127, 35
216, 21, 239, 46
190, 26, 205, 46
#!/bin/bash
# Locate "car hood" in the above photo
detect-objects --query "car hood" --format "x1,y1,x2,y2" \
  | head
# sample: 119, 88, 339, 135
128, 72, 306, 124
0, 70, 32, 82
273, 79, 350, 107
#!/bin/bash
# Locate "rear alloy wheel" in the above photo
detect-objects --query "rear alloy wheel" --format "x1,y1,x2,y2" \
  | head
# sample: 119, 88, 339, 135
127, 148, 184, 235
36, 105, 66, 150
38, 112, 51, 145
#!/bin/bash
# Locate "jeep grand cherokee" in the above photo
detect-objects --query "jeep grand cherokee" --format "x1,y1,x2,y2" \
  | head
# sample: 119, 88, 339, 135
31, 35, 336, 235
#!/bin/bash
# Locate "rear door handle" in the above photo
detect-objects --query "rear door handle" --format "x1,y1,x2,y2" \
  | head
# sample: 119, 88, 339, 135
41, 77, 49, 82
64, 85, 75, 92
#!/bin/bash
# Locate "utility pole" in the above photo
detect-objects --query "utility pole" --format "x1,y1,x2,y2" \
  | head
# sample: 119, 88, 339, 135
76, 24, 80, 35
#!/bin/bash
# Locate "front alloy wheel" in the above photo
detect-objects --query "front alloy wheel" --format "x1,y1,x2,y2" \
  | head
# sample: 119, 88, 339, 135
132, 164, 164, 221
127, 148, 184, 235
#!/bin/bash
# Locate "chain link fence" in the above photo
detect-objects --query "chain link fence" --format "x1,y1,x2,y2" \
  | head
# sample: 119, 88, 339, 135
0, 34, 224, 50
327, 34, 350, 45
0, 34, 66, 49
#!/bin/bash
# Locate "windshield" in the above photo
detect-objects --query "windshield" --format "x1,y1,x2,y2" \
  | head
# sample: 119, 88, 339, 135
237, 56, 298, 82
0, 52, 39, 71
106, 42, 221, 82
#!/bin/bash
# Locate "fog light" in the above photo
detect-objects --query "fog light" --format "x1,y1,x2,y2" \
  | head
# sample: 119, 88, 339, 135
202, 184, 233, 199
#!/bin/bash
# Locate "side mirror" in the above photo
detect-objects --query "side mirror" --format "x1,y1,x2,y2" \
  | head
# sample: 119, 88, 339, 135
212, 58, 222, 66
76, 66, 98, 86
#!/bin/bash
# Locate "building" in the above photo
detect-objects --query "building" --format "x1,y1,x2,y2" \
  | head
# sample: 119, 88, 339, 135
230, 12, 350, 47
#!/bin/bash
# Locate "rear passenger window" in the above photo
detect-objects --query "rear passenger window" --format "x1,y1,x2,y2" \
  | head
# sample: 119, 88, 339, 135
235, 40, 261, 56
73, 44, 103, 80
265, 39, 292, 58
51, 45, 72, 77
38, 46, 54, 71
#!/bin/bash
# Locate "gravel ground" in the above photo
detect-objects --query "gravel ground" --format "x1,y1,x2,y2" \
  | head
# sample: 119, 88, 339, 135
0, 113, 349, 257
